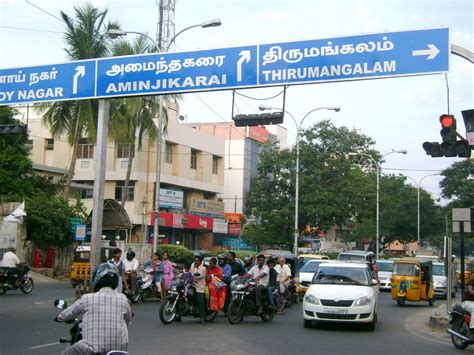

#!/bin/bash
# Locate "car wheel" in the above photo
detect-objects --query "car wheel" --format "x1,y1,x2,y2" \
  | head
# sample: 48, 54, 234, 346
366, 313, 377, 331
397, 297, 406, 307
304, 319, 312, 328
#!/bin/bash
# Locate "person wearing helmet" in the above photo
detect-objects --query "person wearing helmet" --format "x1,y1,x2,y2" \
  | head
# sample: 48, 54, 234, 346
124, 249, 139, 294
217, 254, 232, 285
57, 263, 132, 355
190, 253, 207, 325
243, 255, 253, 274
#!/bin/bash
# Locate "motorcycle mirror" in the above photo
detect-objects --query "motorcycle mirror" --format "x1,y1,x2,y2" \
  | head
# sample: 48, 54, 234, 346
231, 274, 239, 281
54, 299, 68, 309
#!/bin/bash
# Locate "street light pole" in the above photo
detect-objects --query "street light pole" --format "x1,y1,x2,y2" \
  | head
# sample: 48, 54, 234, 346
259, 105, 341, 255
108, 19, 221, 254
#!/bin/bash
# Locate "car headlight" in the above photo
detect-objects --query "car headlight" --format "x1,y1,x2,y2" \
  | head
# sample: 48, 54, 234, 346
355, 296, 372, 306
435, 281, 446, 287
305, 294, 320, 305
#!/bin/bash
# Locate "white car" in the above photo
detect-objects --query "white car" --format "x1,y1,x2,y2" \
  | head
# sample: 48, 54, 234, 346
299, 260, 335, 293
303, 262, 378, 331
376, 259, 394, 291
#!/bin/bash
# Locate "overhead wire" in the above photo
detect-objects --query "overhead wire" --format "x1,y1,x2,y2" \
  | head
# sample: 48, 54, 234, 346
24, 0, 63, 23
0, 25, 62, 34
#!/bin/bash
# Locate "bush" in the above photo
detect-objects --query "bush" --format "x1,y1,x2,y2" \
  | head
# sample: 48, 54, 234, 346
157, 245, 194, 265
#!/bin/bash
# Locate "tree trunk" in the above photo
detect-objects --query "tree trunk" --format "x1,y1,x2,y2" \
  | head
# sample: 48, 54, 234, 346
121, 143, 135, 207
63, 121, 82, 199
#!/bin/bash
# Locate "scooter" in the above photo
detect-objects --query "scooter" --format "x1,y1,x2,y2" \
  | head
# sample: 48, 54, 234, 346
123, 271, 142, 303
140, 266, 162, 302
448, 304, 474, 350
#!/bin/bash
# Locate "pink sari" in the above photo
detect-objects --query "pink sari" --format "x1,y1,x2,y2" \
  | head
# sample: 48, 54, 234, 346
162, 259, 174, 290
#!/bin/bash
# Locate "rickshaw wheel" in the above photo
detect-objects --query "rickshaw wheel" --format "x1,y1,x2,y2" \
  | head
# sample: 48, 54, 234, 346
397, 297, 406, 307
428, 299, 434, 307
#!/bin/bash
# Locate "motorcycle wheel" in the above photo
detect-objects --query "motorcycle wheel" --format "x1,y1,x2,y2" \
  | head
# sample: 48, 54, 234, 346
397, 297, 406, 307
260, 308, 275, 322
0, 287, 6, 295
451, 319, 470, 350
159, 299, 177, 325
130, 291, 140, 303
428, 299, 434, 307
285, 292, 295, 308
141, 288, 152, 302
227, 300, 242, 324
21, 277, 34, 294
205, 311, 217, 322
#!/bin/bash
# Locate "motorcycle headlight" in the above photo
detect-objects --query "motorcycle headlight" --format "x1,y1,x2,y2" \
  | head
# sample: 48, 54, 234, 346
305, 294, 320, 305
235, 283, 244, 291
355, 296, 371, 306
171, 286, 177, 291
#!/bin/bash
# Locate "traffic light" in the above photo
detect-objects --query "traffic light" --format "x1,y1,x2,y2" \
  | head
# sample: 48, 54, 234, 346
0, 124, 27, 136
422, 114, 471, 158
232, 112, 284, 127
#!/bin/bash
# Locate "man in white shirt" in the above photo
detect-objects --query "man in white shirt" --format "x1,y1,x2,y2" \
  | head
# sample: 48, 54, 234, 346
1, 247, 22, 286
248, 254, 269, 314
275, 257, 292, 292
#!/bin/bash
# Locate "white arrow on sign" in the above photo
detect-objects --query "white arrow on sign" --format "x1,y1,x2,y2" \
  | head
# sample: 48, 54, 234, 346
237, 50, 251, 82
72, 66, 86, 94
412, 44, 440, 60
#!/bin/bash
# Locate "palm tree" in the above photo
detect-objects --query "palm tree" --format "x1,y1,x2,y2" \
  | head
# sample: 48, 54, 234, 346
37, 3, 119, 198
109, 35, 177, 206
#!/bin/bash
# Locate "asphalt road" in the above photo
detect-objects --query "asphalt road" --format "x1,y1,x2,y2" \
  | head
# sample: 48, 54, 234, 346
0, 283, 456, 355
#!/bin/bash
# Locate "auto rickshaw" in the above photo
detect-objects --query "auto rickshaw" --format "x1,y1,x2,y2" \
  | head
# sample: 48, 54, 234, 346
70, 245, 116, 286
391, 258, 435, 307
455, 259, 472, 286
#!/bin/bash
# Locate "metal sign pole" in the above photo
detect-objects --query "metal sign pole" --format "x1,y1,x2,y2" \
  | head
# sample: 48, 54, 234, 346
447, 236, 453, 311
460, 222, 465, 300
90, 99, 110, 282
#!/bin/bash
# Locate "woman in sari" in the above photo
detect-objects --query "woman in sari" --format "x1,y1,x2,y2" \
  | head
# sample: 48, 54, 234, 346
161, 252, 174, 292
206, 257, 226, 312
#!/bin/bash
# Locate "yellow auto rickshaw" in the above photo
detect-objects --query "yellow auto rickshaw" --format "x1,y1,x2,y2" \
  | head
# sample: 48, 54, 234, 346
455, 259, 472, 286
70, 245, 116, 286
391, 258, 435, 307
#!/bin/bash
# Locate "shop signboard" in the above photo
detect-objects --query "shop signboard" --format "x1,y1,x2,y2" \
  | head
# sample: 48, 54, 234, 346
159, 188, 183, 209
223, 237, 257, 252
189, 198, 224, 218
213, 219, 228, 234
228, 223, 241, 235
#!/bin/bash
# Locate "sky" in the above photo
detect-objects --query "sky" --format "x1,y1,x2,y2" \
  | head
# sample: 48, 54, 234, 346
0, 0, 473, 203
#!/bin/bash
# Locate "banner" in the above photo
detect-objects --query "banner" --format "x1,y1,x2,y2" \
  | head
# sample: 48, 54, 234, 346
3, 202, 26, 225
213, 219, 228, 234
189, 198, 224, 218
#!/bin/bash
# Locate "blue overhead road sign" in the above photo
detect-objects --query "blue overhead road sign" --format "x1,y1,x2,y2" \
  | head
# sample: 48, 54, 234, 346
0, 28, 448, 105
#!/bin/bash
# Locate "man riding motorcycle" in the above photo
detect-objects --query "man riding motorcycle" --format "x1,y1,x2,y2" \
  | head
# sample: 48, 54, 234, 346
1, 247, 23, 286
247, 254, 269, 315
124, 249, 139, 294
56, 263, 132, 354
461, 277, 474, 339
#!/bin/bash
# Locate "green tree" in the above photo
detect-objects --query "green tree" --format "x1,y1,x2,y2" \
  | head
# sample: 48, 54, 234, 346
0, 106, 33, 200
243, 120, 376, 248
37, 3, 119, 198
440, 160, 474, 207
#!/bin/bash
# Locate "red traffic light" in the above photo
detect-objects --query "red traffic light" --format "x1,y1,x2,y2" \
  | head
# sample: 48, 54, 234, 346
439, 114, 456, 128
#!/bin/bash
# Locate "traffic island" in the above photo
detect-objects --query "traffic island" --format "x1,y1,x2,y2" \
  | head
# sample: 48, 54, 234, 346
429, 304, 450, 330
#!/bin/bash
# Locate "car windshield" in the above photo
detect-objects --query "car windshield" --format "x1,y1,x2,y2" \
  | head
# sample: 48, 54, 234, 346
393, 263, 419, 276
338, 254, 365, 262
300, 261, 323, 273
433, 264, 445, 276
377, 261, 394, 272
312, 266, 369, 286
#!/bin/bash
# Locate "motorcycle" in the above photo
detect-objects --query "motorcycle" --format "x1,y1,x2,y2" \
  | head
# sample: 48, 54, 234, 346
448, 304, 474, 350
123, 271, 142, 303
273, 280, 297, 312
140, 266, 161, 302
159, 274, 217, 324
0, 264, 34, 295
226, 275, 275, 324
53, 299, 129, 355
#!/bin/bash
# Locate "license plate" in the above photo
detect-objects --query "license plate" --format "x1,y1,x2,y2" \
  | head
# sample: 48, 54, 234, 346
168, 290, 178, 294
323, 308, 348, 315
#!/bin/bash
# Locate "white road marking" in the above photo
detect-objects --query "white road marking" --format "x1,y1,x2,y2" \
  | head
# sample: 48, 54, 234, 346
29, 342, 60, 350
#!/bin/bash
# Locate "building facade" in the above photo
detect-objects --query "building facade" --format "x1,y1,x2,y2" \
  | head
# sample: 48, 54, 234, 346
15, 103, 226, 249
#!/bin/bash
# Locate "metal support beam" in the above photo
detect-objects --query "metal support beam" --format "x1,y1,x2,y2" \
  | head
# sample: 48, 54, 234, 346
451, 44, 474, 64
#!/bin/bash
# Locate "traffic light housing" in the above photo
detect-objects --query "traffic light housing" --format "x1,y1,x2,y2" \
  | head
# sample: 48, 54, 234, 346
0, 124, 27, 136
232, 112, 284, 127
422, 114, 471, 158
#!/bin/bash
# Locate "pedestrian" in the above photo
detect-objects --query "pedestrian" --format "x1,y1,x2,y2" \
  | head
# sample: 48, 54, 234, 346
161, 251, 174, 293
56, 263, 132, 354
190, 253, 207, 324
109, 248, 127, 293
206, 257, 226, 312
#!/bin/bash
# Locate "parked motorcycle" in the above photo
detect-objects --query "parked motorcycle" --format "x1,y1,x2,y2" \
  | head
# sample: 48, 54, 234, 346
448, 304, 474, 350
226, 275, 275, 324
123, 271, 142, 303
140, 266, 161, 302
159, 274, 217, 324
0, 264, 34, 295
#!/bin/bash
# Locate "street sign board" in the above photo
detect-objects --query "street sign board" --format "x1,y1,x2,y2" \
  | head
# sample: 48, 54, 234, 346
74, 224, 87, 241
0, 28, 449, 105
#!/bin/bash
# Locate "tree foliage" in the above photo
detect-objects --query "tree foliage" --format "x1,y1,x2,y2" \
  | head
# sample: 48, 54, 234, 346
440, 160, 474, 207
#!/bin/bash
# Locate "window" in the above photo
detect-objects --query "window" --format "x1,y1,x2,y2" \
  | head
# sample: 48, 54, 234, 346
77, 138, 94, 159
45, 138, 54, 150
80, 188, 93, 199
212, 156, 219, 174
165, 143, 173, 164
190, 149, 197, 169
117, 143, 134, 159
115, 181, 135, 202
